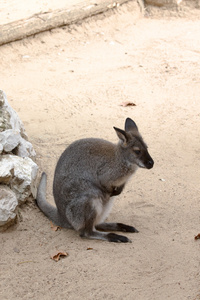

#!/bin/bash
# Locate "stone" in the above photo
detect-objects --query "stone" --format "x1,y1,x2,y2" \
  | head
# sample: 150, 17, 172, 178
0, 108, 11, 132
0, 90, 36, 157
0, 155, 38, 204
17, 138, 36, 158
0, 90, 39, 229
0, 91, 4, 106
0, 185, 18, 227
0, 129, 21, 152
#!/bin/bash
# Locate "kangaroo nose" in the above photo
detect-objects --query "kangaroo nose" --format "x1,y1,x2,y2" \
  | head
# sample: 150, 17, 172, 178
146, 159, 154, 169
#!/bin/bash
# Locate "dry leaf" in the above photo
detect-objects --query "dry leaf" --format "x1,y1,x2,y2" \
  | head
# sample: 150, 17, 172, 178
194, 233, 200, 240
50, 221, 61, 231
120, 101, 136, 107
50, 250, 68, 262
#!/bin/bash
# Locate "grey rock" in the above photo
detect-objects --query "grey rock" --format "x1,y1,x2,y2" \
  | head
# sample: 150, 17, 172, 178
0, 185, 18, 227
0, 155, 38, 204
0, 90, 36, 157
0, 90, 39, 229
0, 129, 21, 152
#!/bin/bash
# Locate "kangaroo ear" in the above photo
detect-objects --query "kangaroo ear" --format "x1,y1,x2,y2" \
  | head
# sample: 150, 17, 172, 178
125, 118, 138, 132
113, 127, 128, 144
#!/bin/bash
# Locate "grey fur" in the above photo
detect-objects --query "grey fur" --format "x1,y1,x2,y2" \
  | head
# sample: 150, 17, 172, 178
36, 118, 154, 243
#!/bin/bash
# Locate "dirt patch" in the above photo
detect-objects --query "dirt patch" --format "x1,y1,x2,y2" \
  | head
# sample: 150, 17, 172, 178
0, 2, 200, 299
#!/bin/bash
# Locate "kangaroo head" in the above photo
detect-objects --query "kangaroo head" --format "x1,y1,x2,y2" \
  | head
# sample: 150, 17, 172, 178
114, 118, 154, 169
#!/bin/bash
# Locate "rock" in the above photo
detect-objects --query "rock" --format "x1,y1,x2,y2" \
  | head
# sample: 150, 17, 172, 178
0, 155, 38, 204
0, 129, 21, 152
0, 108, 11, 132
0, 91, 4, 106
0, 185, 18, 227
0, 90, 39, 230
0, 90, 36, 157
17, 138, 36, 158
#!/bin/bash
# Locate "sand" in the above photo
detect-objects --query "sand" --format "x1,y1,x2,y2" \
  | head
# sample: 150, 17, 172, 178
0, 2, 200, 299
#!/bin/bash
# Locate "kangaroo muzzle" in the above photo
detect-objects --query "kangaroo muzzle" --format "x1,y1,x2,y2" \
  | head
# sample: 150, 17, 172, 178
144, 152, 154, 169
145, 158, 154, 169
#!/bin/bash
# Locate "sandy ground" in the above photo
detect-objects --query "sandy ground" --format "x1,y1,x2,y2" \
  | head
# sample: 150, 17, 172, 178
0, 2, 200, 299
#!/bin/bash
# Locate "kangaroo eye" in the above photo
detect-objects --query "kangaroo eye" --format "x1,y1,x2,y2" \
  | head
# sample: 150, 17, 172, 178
134, 149, 141, 155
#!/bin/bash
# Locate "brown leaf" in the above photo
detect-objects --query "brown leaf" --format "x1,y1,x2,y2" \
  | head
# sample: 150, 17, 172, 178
194, 233, 200, 240
50, 250, 68, 262
120, 101, 136, 107
87, 247, 93, 250
50, 221, 61, 231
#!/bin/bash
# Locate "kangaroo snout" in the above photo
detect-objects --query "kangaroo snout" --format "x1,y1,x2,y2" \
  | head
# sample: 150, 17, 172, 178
145, 158, 154, 169
139, 149, 154, 170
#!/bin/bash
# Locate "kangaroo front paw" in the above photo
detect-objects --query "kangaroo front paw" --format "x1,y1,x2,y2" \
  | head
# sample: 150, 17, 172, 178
107, 233, 132, 243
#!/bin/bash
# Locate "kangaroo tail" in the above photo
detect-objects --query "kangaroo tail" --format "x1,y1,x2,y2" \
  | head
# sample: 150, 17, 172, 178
36, 172, 61, 226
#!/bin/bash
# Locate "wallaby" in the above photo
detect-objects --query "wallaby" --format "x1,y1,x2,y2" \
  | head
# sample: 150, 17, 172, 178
36, 118, 154, 243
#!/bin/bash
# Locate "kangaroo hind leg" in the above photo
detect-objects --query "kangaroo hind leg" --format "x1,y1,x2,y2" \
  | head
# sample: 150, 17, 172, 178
96, 222, 139, 233
79, 199, 131, 243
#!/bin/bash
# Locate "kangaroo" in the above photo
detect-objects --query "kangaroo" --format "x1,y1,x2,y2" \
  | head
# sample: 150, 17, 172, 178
36, 118, 154, 243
